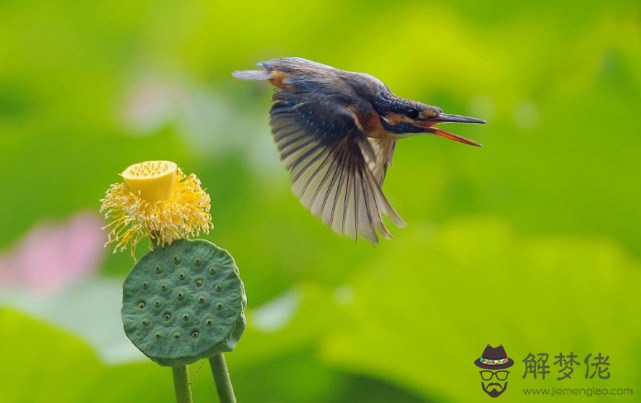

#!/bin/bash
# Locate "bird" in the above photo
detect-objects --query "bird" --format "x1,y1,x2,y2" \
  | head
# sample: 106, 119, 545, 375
233, 57, 484, 244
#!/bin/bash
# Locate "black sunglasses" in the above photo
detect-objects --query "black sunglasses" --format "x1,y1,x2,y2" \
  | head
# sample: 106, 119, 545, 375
480, 370, 509, 381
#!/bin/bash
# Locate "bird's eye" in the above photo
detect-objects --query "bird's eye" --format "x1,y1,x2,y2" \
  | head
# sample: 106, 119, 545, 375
406, 109, 419, 119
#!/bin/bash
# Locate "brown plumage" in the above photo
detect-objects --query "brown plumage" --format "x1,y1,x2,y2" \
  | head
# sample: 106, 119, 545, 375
233, 57, 484, 244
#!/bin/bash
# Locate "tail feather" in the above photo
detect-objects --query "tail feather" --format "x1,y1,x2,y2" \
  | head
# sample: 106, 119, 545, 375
232, 68, 270, 81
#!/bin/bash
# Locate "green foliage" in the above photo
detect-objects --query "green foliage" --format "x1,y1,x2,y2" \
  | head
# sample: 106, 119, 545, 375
0, 308, 173, 403
122, 239, 246, 366
1, 305, 422, 403
6, 219, 638, 402
322, 218, 641, 402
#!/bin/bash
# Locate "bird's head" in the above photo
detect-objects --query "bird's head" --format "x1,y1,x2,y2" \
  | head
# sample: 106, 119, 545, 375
376, 97, 485, 147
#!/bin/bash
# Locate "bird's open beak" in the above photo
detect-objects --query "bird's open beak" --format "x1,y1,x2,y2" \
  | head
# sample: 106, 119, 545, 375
414, 113, 485, 147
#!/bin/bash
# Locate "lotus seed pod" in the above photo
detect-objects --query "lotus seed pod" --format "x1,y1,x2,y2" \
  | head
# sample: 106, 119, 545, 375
122, 239, 247, 367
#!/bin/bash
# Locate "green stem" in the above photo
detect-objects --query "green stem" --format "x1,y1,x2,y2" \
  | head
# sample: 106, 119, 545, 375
209, 353, 237, 403
172, 366, 194, 403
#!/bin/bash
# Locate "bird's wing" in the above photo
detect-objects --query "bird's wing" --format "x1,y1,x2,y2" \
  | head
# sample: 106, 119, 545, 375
364, 138, 396, 185
270, 91, 406, 244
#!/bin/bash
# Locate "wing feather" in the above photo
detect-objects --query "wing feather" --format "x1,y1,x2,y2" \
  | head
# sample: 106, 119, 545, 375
269, 91, 405, 243
365, 138, 396, 185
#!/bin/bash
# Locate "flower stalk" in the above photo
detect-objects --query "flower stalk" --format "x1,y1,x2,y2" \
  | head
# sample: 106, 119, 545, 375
209, 353, 237, 403
172, 366, 194, 403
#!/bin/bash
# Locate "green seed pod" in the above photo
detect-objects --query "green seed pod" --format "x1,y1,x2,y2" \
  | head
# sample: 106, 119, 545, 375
122, 239, 247, 367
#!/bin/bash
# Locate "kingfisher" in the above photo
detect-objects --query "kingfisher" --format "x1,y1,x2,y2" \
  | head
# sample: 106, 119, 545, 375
233, 57, 484, 244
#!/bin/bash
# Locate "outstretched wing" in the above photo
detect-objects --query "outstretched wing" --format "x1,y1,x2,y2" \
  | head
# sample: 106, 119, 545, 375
270, 90, 405, 243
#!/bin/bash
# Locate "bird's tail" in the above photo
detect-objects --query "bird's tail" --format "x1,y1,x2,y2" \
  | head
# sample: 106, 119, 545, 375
232, 64, 270, 81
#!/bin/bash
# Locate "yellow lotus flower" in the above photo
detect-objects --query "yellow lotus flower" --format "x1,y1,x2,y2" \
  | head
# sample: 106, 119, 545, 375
100, 161, 213, 256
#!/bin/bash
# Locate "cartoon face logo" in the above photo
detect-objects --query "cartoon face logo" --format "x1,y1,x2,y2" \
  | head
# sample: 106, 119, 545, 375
480, 369, 509, 397
474, 345, 514, 398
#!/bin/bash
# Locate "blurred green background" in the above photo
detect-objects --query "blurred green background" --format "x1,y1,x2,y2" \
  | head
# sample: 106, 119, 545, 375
1, 0, 640, 402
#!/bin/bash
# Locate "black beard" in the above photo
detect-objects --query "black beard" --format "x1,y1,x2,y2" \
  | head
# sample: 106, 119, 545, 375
482, 382, 508, 398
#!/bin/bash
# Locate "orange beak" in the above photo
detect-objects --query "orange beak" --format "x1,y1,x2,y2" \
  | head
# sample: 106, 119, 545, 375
414, 113, 485, 147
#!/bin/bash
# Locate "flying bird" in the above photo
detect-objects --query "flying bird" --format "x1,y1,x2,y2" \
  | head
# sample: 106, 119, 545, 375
233, 57, 484, 244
